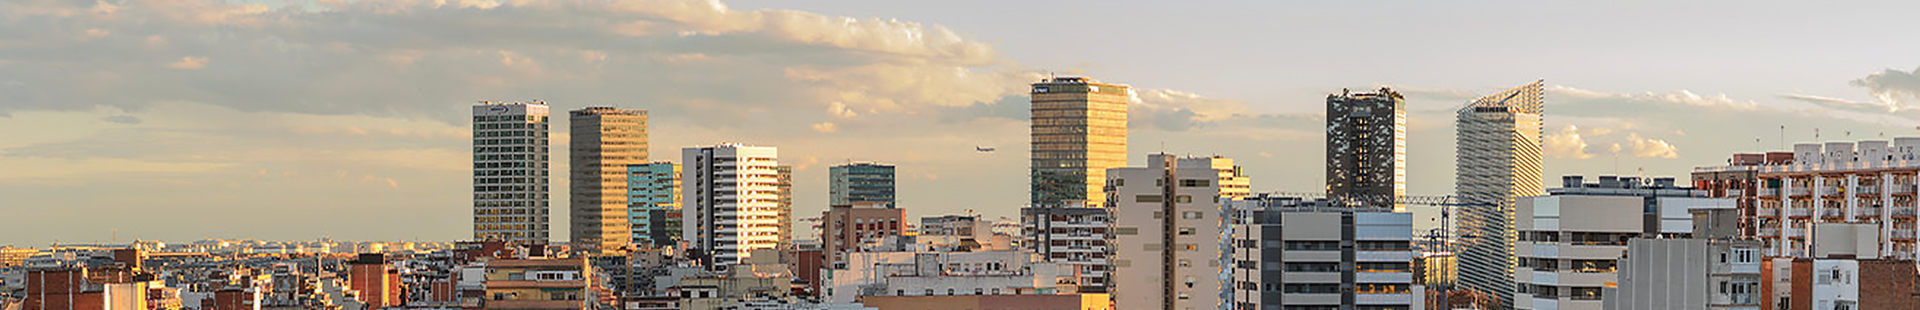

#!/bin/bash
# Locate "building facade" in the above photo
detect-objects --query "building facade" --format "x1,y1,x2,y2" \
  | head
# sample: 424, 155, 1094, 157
473, 101, 552, 243
1327, 87, 1408, 210
1514, 176, 1732, 310
570, 107, 649, 252
1031, 76, 1131, 208
821, 202, 905, 264
1227, 195, 1419, 310
1020, 205, 1110, 292
681, 144, 783, 269
627, 162, 681, 249
1108, 154, 1245, 310
1454, 80, 1546, 307
1694, 138, 1920, 260
777, 164, 795, 249
831, 162, 897, 207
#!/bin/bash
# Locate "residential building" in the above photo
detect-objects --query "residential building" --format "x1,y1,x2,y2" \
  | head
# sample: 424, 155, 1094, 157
346, 253, 402, 310
1227, 195, 1420, 310
682, 144, 784, 269
1327, 87, 1408, 210
1107, 154, 1245, 310
1760, 256, 1920, 310
1692, 152, 1792, 240
1, 245, 34, 268
778, 164, 796, 248
1605, 208, 1765, 310
476, 258, 594, 310
1030, 76, 1131, 208
628, 162, 681, 248
473, 101, 552, 243
920, 215, 1013, 252
1514, 175, 1732, 310
1019, 205, 1110, 292
822, 251, 1085, 304
1694, 139, 1920, 259
859, 294, 1110, 310
671, 267, 803, 310
1454, 80, 1546, 306
570, 107, 649, 252
821, 202, 905, 264
831, 162, 897, 207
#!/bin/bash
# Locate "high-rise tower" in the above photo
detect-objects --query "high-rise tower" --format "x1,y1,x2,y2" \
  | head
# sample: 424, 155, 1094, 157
627, 162, 680, 248
473, 101, 551, 243
1454, 80, 1546, 308
681, 144, 782, 268
569, 107, 648, 253
1327, 88, 1408, 211
830, 162, 897, 207
1030, 76, 1131, 208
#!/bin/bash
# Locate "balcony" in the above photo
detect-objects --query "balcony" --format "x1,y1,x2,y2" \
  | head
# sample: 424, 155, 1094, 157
1757, 207, 1781, 218
1895, 207, 1918, 217
1821, 208, 1845, 219
1757, 228, 1780, 237
1857, 186, 1881, 195
1788, 188, 1812, 197
1786, 228, 1807, 238
1859, 208, 1881, 218
1818, 187, 1842, 197
1895, 186, 1918, 195
1895, 229, 1917, 241
1788, 208, 1812, 218
1759, 187, 1781, 197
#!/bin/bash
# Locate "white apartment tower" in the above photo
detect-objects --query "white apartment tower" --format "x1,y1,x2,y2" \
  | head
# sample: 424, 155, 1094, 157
1109, 154, 1247, 310
1455, 80, 1546, 307
682, 144, 783, 269
472, 101, 551, 243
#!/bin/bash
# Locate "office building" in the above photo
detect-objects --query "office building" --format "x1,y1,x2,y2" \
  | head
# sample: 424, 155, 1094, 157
682, 144, 783, 268
570, 107, 649, 252
1227, 195, 1419, 310
1108, 154, 1246, 310
628, 162, 681, 248
1513, 175, 1732, 310
1694, 139, 1920, 259
473, 101, 552, 243
1031, 76, 1131, 208
831, 162, 897, 207
1327, 87, 1408, 210
1454, 80, 1546, 306
1020, 205, 1110, 292
821, 201, 905, 264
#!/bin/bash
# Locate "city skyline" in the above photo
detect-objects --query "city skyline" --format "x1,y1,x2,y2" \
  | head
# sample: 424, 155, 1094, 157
7, 0, 1920, 246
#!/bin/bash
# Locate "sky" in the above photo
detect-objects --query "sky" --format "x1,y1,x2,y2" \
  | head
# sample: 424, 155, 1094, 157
4, 0, 1920, 246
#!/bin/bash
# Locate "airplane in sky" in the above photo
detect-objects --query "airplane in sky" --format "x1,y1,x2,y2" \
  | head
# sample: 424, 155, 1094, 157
975, 146, 996, 153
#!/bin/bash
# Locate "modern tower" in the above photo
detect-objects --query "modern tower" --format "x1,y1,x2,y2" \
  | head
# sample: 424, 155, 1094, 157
1327, 87, 1408, 211
627, 162, 680, 248
569, 107, 648, 253
1455, 80, 1546, 308
682, 144, 782, 268
775, 164, 795, 248
1030, 76, 1131, 208
472, 101, 551, 243
1109, 154, 1248, 310
829, 162, 897, 207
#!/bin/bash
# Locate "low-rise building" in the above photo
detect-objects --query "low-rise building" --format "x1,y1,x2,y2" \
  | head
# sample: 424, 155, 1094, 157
822, 251, 1084, 305
476, 258, 594, 310
1515, 175, 1731, 310
1227, 194, 1420, 310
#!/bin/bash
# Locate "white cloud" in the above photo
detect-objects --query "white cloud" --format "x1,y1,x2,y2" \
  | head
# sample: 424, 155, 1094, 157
166, 56, 207, 69
1625, 133, 1679, 159
1544, 125, 1593, 159
810, 122, 837, 133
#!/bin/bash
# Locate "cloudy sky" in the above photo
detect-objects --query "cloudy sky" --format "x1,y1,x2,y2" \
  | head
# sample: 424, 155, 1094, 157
3, 0, 1919, 246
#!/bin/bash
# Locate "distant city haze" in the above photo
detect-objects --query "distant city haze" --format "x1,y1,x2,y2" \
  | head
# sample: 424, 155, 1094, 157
3, 0, 1920, 246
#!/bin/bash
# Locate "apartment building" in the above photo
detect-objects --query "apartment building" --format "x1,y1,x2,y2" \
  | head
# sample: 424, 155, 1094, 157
1605, 209, 1765, 310
1108, 154, 1248, 310
822, 251, 1079, 304
821, 201, 905, 264
1020, 205, 1110, 291
1695, 139, 1920, 260
1227, 195, 1419, 310
1514, 175, 1732, 310
475, 258, 593, 310
681, 144, 784, 269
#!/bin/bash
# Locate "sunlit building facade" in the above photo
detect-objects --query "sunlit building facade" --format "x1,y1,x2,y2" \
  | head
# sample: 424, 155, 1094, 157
1031, 76, 1131, 208
473, 101, 551, 243
1454, 80, 1546, 307
570, 107, 648, 252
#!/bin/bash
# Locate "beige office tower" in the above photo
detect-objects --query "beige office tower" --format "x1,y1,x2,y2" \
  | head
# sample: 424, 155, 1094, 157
569, 107, 649, 253
473, 101, 551, 243
1455, 80, 1546, 308
1031, 76, 1131, 208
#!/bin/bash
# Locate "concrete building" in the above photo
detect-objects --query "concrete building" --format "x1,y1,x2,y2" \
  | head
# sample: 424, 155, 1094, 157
1514, 175, 1732, 310
1030, 76, 1131, 208
346, 253, 401, 309
682, 144, 784, 269
1694, 139, 1920, 259
1019, 205, 1110, 292
1454, 80, 1547, 306
473, 101, 552, 243
1692, 152, 1792, 240
477, 258, 594, 310
831, 163, 897, 207
821, 202, 905, 265
778, 164, 796, 249
1327, 87, 1408, 210
822, 251, 1083, 304
1108, 154, 1246, 310
1759, 257, 1920, 310
920, 215, 1015, 252
1227, 195, 1420, 310
1604, 208, 1765, 310
570, 107, 649, 252
628, 162, 681, 248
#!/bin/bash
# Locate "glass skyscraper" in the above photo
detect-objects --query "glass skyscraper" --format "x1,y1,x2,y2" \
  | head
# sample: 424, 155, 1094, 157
830, 162, 896, 207
472, 101, 551, 243
1455, 80, 1546, 308
627, 162, 679, 248
1030, 76, 1130, 208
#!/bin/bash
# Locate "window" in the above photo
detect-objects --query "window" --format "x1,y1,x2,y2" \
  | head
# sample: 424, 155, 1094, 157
1178, 227, 1195, 235
1285, 241, 1340, 251
1137, 195, 1163, 203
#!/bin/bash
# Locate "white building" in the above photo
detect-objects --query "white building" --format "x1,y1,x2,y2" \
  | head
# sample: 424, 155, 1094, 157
473, 101, 551, 243
1456, 80, 1547, 307
1108, 154, 1244, 310
1514, 175, 1733, 310
821, 251, 1073, 304
682, 144, 783, 269
1227, 195, 1420, 310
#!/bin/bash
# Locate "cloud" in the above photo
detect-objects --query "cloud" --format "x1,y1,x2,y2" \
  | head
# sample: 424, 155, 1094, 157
810, 122, 837, 133
1625, 133, 1679, 158
1131, 88, 1253, 131
1851, 67, 1920, 109
101, 115, 143, 124
1553, 86, 1759, 111
1544, 125, 1593, 159
166, 56, 208, 69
